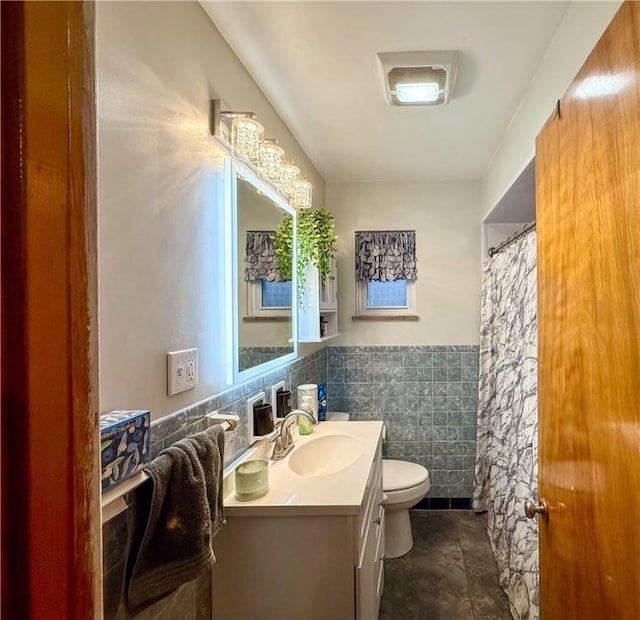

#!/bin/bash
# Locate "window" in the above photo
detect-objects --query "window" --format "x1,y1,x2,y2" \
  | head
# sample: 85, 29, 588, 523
244, 230, 292, 319
354, 230, 418, 318
260, 280, 292, 309
356, 279, 416, 316
367, 279, 407, 307
247, 279, 292, 318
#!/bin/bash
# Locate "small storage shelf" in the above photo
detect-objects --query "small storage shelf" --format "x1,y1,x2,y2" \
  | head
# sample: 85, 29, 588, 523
302, 332, 341, 344
299, 258, 339, 342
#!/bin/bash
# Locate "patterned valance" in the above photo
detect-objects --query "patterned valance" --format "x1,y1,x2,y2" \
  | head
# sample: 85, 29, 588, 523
355, 230, 417, 281
244, 231, 284, 282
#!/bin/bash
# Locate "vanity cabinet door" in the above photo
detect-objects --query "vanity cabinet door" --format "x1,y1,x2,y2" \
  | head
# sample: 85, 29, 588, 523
319, 257, 337, 311
356, 514, 379, 620
355, 441, 384, 620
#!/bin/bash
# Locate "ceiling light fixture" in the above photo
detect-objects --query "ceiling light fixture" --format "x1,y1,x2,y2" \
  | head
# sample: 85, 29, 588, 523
396, 82, 440, 104
377, 51, 458, 107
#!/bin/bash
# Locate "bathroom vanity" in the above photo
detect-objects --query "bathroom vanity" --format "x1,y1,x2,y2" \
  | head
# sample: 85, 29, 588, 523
212, 421, 385, 620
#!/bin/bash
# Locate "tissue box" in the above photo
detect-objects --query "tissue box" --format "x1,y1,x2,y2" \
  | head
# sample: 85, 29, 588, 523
100, 410, 151, 491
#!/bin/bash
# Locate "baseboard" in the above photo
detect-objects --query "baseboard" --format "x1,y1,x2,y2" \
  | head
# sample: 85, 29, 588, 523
413, 497, 472, 510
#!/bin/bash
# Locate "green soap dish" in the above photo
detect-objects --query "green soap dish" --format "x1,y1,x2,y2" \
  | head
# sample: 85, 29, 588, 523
235, 458, 269, 501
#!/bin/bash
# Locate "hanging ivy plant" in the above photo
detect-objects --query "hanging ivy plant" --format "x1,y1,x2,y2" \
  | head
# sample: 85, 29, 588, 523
272, 214, 294, 281
271, 208, 338, 300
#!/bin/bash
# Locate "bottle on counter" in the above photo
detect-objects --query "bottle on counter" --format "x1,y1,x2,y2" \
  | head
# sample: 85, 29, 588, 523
297, 384, 318, 435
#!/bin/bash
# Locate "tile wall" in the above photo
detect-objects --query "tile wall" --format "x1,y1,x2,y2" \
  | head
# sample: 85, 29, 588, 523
103, 344, 481, 617
102, 348, 327, 619
327, 345, 479, 499
238, 346, 292, 372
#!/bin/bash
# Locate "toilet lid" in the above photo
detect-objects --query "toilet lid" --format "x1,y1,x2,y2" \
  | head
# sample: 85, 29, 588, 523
383, 459, 429, 492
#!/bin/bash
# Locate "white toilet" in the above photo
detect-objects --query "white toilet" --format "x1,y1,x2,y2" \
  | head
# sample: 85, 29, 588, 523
327, 412, 431, 558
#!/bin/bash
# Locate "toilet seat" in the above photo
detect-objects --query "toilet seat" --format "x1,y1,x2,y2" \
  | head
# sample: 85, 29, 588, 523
383, 459, 429, 492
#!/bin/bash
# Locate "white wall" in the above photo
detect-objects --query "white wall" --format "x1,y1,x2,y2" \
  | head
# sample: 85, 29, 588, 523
328, 181, 482, 346
482, 1, 620, 220
484, 223, 529, 255
97, 1, 325, 420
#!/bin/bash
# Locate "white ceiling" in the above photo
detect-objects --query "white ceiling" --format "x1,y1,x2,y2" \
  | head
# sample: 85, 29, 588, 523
202, 1, 569, 182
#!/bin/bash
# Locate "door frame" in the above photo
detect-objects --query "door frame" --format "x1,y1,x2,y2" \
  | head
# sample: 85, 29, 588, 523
1, 2, 101, 617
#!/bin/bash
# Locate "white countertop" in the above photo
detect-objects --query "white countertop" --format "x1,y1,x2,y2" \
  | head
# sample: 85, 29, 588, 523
222, 421, 384, 517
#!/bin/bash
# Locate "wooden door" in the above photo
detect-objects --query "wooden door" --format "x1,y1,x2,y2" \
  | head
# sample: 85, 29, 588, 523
536, 2, 640, 617
1, 2, 101, 617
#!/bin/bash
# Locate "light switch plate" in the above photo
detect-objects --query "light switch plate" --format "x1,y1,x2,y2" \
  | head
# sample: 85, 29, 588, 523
167, 348, 198, 395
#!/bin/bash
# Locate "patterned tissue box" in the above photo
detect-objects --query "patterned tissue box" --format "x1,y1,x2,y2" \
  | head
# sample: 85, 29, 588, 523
100, 410, 151, 491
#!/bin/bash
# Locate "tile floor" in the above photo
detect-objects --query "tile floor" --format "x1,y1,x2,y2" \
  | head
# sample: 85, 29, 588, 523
380, 511, 512, 620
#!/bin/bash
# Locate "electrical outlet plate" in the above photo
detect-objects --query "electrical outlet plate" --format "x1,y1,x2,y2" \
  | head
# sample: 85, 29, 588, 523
167, 348, 198, 396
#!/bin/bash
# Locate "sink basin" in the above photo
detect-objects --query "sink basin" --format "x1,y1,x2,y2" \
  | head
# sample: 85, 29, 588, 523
288, 434, 363, 477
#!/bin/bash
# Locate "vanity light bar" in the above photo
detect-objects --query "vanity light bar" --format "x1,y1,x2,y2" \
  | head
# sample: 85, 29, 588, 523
209, 98, 312, 210
210, 99, 258, 134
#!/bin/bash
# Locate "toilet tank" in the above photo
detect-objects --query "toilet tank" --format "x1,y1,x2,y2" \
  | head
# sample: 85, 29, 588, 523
327, 411, 351, 422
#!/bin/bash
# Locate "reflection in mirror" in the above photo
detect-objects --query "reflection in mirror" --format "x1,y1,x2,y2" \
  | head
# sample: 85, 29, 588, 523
237, 177, 294, 372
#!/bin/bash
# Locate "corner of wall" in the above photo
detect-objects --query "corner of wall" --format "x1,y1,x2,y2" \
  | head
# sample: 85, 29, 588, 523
481, 0, 620, 220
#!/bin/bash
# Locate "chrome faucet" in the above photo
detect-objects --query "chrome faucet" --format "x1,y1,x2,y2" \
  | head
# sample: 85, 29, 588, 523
271, 409, 317, 461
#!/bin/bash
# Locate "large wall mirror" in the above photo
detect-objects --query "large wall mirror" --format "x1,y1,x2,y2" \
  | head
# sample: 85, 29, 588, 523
225, 159, 297, 383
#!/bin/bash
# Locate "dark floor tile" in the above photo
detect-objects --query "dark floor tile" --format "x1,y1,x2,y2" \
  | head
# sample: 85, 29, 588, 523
410, 511, 461, 548
467, 574, 511, 616
382, 544, 471, 619
380, 586, 475, 620
470, 595, 513, 620
382, 511, 513, 620
456, 510, 489, 538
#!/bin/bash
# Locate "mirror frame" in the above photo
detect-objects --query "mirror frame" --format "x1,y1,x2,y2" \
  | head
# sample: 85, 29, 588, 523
224, 157, 297, 384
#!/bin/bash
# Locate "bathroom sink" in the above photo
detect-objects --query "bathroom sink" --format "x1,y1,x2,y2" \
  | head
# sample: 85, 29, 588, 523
288, 434, 363, 477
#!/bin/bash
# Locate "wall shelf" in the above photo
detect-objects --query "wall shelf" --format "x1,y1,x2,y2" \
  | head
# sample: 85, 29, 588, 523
299, 259, 339, 342
301, 332, 341, 344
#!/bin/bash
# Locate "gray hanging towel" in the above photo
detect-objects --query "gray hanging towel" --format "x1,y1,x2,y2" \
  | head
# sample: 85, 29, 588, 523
125, 424, 225, 613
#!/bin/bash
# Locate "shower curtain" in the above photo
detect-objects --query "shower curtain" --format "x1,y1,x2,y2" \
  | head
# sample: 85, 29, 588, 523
473, 231, 538, 620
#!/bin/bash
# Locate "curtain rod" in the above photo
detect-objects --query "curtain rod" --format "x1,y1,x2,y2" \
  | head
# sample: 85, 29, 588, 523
487, 221, 536, 257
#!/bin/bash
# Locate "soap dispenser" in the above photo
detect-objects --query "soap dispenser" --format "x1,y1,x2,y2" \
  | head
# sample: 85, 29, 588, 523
297, 384, 318, 435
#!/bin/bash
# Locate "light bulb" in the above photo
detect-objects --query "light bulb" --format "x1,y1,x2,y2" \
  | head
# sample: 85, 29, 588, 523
259, 138, 284, 184
231, 117, 263, 165
279, 160, 300, 200
293, 177, 312, 209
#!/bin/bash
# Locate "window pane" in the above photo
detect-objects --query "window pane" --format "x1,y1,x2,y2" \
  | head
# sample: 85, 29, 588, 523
261, 280, 292, 308
367, 280, 407, 307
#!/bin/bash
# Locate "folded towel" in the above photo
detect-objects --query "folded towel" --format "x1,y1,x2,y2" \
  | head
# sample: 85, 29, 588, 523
125, 424, 225, 613
190, 427, 226, 538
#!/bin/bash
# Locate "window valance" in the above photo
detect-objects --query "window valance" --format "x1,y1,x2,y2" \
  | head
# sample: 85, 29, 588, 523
244, 231, 285, 282
355, 230, 417, 281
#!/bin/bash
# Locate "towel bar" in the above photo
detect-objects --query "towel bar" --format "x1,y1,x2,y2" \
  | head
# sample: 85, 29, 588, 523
101, 412, 240, 524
